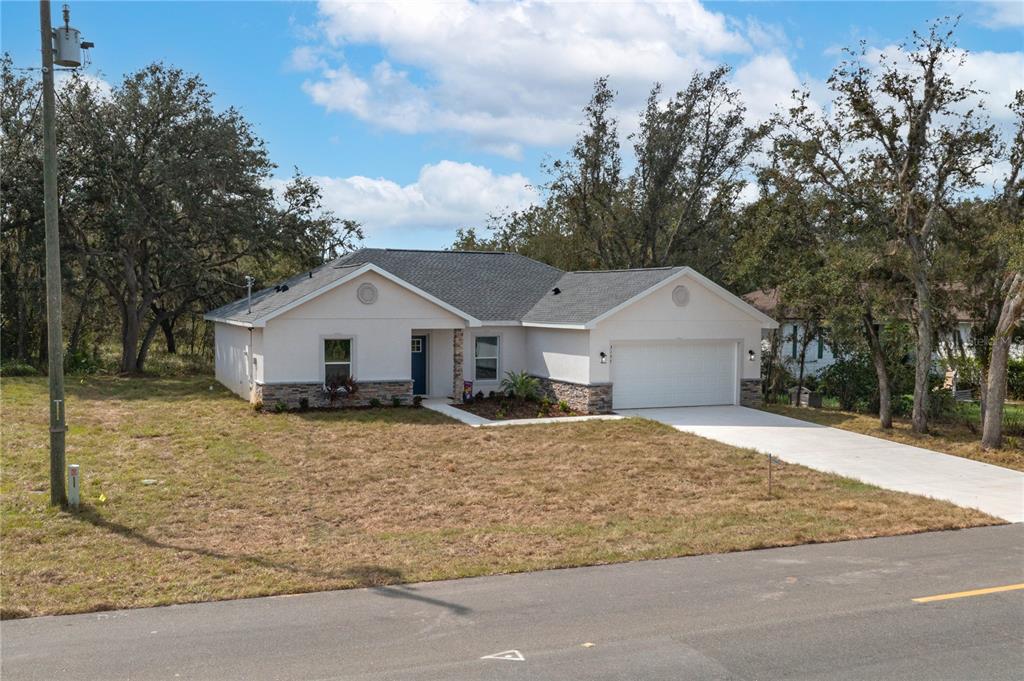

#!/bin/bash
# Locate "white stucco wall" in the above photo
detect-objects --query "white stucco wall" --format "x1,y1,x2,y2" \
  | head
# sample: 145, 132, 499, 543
590, 273, 765, 384
214, 323, 258, 399
525, 327, 591, 384
262, 271, 464, 385
462, 325, 527, 394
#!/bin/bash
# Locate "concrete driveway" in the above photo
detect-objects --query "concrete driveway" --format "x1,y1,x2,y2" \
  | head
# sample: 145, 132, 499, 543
616, 406, 1024, 522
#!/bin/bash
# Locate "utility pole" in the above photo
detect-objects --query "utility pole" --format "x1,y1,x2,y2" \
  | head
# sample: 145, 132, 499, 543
39, 0, 66, 507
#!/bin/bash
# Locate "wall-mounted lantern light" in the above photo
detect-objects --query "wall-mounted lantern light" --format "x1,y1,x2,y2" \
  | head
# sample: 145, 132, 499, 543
599, 351, 608, 364
748, 350, 756, 362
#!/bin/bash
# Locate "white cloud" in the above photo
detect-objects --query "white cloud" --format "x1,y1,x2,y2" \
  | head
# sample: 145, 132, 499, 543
732, 52, 809, 124
299, 0, 753, 153
952, 50, 1024, 122
977, 1, 1024, 29
287, 45, 326, 72
276, 161, 538, 241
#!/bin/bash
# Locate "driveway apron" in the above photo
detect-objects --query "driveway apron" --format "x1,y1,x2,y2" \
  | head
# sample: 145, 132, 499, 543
616, 406, 1024, 522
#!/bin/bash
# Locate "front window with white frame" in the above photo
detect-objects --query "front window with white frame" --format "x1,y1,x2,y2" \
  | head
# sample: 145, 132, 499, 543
474, 336, 499, 380
324, 338, 352, 385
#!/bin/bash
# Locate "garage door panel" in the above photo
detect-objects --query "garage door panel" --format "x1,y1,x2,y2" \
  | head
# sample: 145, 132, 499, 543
612, 341, 737, 409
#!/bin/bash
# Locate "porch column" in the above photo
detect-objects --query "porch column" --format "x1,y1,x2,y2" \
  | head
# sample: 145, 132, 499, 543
452, 328, 464, 399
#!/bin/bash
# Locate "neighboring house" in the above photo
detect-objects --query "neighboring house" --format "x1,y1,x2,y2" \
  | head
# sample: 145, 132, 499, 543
742, 289, 838, 374
743, 288, 1024, 378
205, 249, 777, 413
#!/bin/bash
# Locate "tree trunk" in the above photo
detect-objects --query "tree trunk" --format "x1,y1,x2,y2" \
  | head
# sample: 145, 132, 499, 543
119, 304, 141, 374
160, 315, 176, 354
982, 273, 1024, 449
908, 251, 933, 434
862, 312, 893, 429
793, 327, 814, 407
67, 299, 87, 356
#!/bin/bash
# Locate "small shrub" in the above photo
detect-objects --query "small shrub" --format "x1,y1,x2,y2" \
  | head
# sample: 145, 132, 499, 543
324, 380, 342, 406
892, 394, 914, 418
252, 400, 264, 412
64, 350, 100, 375
1008, 359, 1024, 401
495, 409, 505, 419
392, 396, 402, 407
475, 390, 485, 401
0, 359, 39, 377
929, 389, 958, 421
500, 370, 540, 401
298, 397, 310, 411
273, 401, 288, 413
488, 390, 496, 399
412, 395, 423, 408
369, 397, 382, 408
559, 400, 571, 413
819, 355, 877, 412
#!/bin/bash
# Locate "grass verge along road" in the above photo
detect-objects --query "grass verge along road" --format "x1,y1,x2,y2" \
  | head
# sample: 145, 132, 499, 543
1, 377, 998, 618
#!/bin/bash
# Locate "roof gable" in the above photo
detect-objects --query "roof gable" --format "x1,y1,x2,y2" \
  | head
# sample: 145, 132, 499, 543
205, 248, 776, 329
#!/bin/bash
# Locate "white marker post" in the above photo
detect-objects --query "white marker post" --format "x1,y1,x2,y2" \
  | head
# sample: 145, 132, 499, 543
67, 464, 80, 510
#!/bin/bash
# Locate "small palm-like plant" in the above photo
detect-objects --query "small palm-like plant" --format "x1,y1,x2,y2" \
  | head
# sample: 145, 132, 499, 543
500, 370, 540, 402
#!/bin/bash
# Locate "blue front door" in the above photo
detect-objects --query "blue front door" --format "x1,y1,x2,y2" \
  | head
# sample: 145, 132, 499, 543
411, 335, 428, 395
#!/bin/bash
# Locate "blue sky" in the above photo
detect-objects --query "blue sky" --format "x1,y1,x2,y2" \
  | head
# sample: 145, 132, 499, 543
2, 1, 1022, 248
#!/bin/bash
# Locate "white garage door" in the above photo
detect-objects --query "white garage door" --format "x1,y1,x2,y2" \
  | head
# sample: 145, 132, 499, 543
612, 340, 738, 409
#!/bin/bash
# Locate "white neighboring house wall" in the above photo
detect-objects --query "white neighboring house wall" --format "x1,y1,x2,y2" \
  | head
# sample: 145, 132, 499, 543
261, 270, 464, 386
214, 323, 262, 400
774, 322, 836, 375
590, 272, 764, 384
775, 320, 1023, 375
525, 327, 591, 384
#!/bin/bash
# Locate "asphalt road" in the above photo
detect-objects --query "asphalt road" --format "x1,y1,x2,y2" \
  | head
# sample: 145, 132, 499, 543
3, 524, 1022, 680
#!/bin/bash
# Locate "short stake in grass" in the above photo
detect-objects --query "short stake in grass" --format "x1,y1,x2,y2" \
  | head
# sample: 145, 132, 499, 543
67, 464, 80, 511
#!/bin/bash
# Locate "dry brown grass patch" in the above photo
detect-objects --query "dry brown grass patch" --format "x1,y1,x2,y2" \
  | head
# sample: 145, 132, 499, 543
1, 377, 998, 618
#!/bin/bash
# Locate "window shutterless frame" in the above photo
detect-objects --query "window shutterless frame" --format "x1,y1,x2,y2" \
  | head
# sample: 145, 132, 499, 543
323, 337, 352, 385
473, 335, 499, 381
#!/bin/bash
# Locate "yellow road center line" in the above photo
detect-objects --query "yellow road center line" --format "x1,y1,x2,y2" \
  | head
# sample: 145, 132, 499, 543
912, 583, 1024, 603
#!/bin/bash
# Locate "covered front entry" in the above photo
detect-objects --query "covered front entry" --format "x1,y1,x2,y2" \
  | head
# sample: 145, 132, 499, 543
611, 340, 738, 409
411, 335, 428, 395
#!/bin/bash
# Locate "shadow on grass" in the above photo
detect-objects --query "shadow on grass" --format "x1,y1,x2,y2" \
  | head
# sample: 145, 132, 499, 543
63, 376, 227, 403
69, 506, 470, 615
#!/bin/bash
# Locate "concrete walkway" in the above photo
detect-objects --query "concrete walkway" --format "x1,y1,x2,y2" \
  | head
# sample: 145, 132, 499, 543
616, 406, 1024, 522
424, 397, 623, 428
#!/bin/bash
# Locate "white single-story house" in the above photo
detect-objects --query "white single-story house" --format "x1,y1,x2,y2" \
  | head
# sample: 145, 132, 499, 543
205, 249, 778, 413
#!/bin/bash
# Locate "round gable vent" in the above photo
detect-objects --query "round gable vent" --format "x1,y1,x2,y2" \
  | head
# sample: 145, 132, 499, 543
356, 282, 378, 305
672, 285, 690, 307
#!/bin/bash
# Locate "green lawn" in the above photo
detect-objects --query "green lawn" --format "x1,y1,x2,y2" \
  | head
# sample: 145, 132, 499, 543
1, 376, 998, 618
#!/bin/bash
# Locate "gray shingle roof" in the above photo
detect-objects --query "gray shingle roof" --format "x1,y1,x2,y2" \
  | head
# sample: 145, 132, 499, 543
522, 267, 683, 324
205, 261, 365, 326
206, 249, 696, 327
205, 249, 562, 325
334, 249, 563, 320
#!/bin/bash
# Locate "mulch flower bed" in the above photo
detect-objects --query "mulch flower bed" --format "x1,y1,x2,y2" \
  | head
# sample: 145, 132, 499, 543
455, 396, 583, 420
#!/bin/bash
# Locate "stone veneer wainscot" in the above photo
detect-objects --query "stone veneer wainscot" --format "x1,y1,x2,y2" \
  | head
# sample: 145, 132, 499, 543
254, 380, 413, 410
740, 379, 763, 408
533, 376, 613, 414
